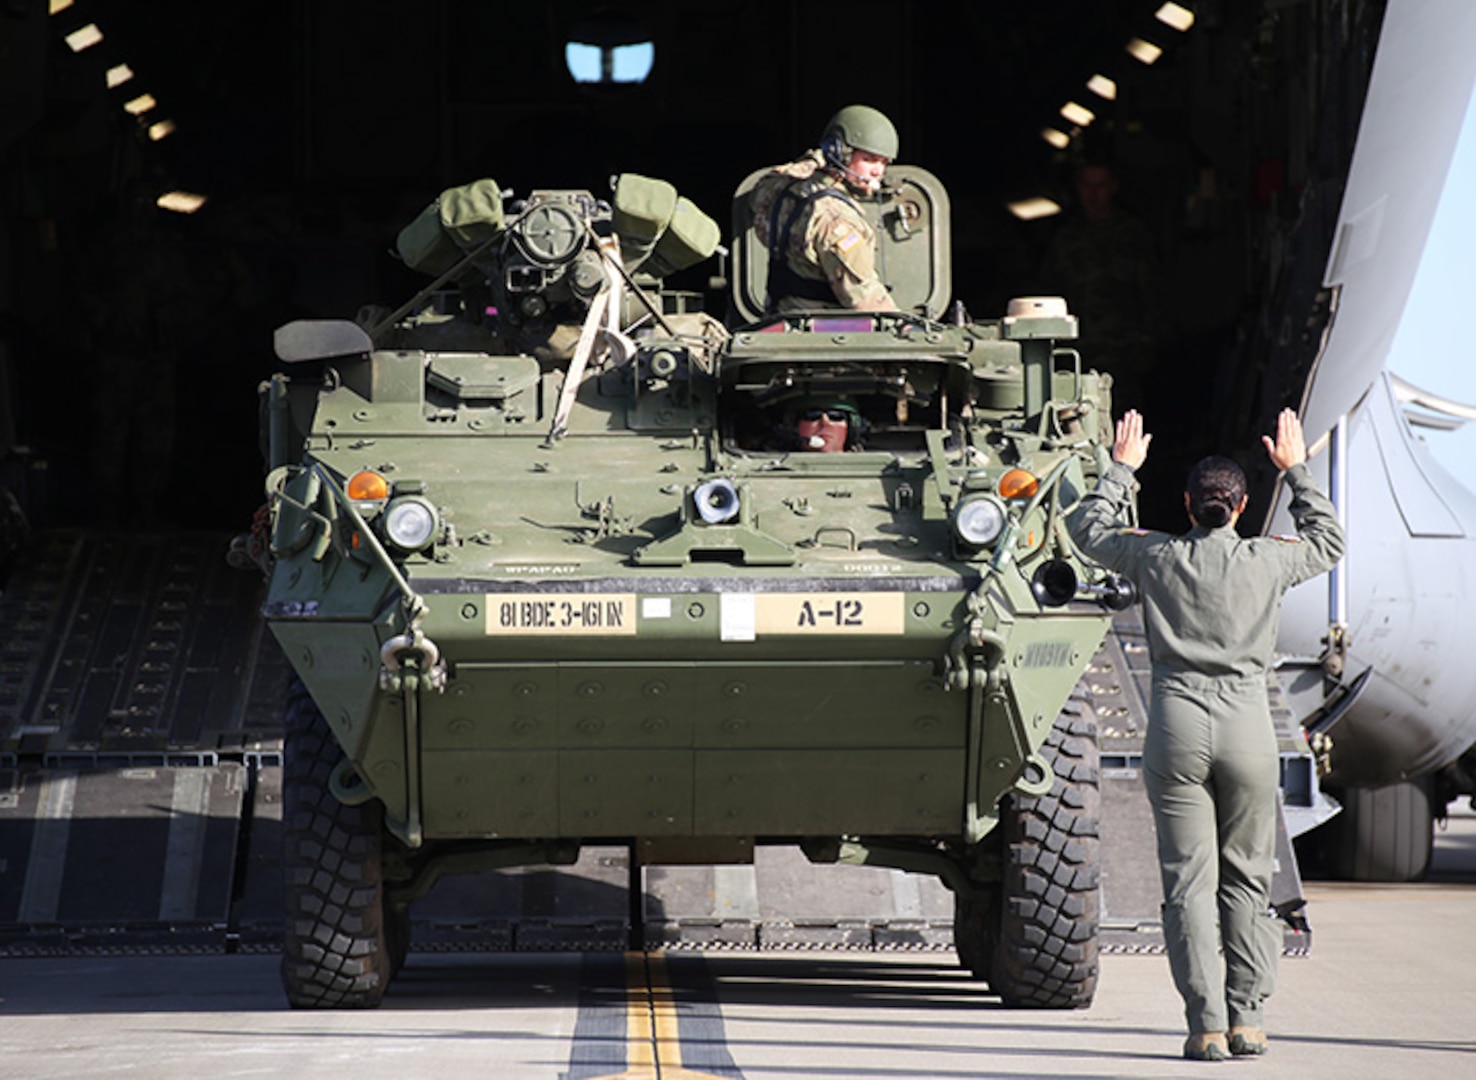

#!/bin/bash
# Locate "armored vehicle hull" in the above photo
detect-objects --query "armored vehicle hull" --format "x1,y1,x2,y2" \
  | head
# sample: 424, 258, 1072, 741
259, 174, 1131, 1009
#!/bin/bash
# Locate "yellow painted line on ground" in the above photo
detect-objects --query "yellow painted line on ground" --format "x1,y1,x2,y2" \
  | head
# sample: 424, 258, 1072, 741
608, 951, 731, 1080
624, 951, 656, 1076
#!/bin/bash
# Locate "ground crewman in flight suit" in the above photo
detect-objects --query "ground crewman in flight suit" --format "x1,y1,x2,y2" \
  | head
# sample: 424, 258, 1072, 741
1068, 408, 1345, 1061
750, 105, 900, 313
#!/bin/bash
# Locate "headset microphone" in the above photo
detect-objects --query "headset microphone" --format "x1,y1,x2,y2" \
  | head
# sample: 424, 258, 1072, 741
822, 134, 880, 194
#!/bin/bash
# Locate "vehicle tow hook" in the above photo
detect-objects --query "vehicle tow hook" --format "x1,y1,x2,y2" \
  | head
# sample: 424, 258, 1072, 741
380, 627, 448, 692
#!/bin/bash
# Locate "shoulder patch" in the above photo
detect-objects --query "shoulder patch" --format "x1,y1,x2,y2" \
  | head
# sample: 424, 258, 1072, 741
1269, 533, 1302, 543
1119, 528, 1149, 536
834, 227, 862, 253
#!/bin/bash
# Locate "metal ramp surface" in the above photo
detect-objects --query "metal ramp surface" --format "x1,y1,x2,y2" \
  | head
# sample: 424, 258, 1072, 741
0, 530, 285, 764
0, 763, 248, 950
0, 531, 284, 954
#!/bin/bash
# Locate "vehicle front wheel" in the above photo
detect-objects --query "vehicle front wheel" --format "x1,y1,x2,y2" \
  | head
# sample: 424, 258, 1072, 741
952, 894, 991, 976
961, 690, 1101, 1009
280, 679, 394, 1009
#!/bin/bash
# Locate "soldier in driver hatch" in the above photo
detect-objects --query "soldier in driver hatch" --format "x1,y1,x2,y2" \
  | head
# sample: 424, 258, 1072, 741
751, 105, 900, 313
1068, 408, 1344, 1062
792, 400, 862, 452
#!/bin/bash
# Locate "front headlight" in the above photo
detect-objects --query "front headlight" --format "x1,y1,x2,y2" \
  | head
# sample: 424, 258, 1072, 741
381, 496, 439, 551
954, 494, 1008, 547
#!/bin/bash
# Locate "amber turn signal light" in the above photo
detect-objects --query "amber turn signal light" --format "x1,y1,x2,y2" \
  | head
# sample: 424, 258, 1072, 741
998, 468, 1040, 500
347, 469, 390, 501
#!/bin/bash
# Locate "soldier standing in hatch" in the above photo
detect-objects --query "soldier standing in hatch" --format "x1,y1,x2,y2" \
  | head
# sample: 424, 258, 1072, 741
750, 105, 900, 313
1068, 408, 1344, 1062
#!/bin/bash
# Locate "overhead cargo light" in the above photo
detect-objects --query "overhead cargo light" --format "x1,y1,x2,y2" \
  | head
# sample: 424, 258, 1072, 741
147, 119, 177, 142
157, 191, 207, 215
1060, 101, 1096, 127
1007, 197, 1062, 222
612, 42, 655, 82
1087, 74, 1118, 101
49, 0, 74, 13
1127, 37, 1164, 65
123, 93, 157, 116
64, 23, 103, 52
565, 43, 600, 82
564, 15, 655, 85
1041, 128, 1070, 150
1156, 3, 1196, 32
566, 41, 655, 83
106, 64, 135, 89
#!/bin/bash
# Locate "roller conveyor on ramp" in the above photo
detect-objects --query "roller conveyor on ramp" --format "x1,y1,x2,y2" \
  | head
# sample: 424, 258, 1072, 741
0, 531, 287, 953
0, 533, 1317, 958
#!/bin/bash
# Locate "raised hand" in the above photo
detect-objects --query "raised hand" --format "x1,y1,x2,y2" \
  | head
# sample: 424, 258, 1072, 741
1112, 409, 1153, 470
1261, 408, 1307, 471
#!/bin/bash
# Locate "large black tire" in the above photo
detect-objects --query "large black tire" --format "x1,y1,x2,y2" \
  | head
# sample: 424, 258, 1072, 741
1324, 777, 1434, 883
952, 895, 991, 975
384, 897, 412, 979
280, 679, 395, 1009
984, 692, 1102, 1008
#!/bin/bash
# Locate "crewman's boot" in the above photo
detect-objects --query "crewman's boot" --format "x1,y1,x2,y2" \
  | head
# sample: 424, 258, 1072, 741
1183, 1032, 1229, 1061
1229, 1026, 1269, 1056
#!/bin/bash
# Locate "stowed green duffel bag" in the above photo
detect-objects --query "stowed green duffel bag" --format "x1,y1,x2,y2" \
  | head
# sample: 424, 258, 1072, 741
641, 196, 721, 279
397, 178, 505, 277
611, 173, 677, 272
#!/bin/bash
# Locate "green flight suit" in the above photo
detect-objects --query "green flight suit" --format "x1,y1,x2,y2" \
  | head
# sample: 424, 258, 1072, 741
1068, 461, 1345, 1034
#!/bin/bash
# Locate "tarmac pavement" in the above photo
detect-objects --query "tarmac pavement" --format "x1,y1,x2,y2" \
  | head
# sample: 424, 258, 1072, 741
1, 805, 1473, 1080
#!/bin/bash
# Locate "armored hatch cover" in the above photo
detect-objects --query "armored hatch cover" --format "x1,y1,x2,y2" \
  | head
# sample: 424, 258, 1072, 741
425, 353, 541, 401
728, 164, 951, 325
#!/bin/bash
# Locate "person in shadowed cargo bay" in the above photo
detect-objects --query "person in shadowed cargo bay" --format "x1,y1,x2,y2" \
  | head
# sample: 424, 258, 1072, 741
1067, 408, 1344, 1062
1039, 162, 1164, 415
750, 104, 900, 314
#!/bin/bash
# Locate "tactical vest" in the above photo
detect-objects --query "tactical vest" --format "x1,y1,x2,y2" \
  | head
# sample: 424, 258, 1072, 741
763, 177, 862, 311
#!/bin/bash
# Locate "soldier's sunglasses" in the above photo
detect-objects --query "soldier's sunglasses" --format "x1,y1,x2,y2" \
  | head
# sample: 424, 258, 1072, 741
801, 408, 850, 422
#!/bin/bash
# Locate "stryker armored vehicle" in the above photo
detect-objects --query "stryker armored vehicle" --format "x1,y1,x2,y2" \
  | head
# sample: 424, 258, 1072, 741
257, 167, 1135, 1009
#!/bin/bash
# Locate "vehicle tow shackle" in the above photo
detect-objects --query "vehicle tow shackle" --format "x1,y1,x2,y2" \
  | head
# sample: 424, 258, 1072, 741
945, 589, 1007, 692
379, 627, 448, 692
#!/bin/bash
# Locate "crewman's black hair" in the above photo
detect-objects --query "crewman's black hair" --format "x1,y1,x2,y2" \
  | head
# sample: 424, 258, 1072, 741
1187, 455, 1247, 529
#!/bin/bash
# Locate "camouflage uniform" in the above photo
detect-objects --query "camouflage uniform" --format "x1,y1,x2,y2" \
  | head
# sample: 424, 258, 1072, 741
1039, 212, 1162, 410
1068, 461, 1344, 1037
751, 151, 893, 313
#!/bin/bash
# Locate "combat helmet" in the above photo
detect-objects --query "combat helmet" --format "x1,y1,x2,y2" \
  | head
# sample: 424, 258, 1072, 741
821, 105, 899, 168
